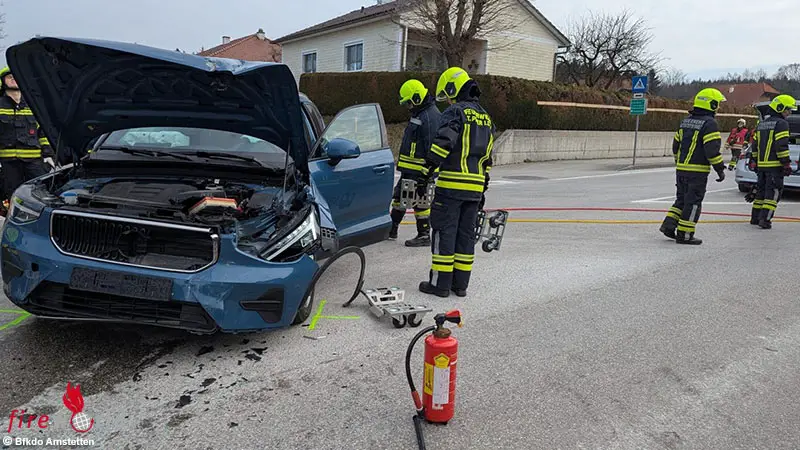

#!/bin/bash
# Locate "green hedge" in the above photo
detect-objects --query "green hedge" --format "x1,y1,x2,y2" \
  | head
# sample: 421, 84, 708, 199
299, 71, 754, 132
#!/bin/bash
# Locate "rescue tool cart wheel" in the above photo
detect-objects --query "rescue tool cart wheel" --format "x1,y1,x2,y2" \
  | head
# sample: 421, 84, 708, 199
346, 287, 432, 328
393, 315, 407, 328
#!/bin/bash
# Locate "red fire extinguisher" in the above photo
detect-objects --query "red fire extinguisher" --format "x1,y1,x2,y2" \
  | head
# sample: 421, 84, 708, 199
405, 310, 463, 450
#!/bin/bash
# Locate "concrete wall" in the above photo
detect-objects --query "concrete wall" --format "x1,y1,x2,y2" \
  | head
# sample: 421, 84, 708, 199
492, 130, 732, 166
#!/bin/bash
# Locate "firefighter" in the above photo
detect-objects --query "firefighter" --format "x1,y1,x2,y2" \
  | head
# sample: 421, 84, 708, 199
749, 94, 797, 229
659, 88, 727, 245
0, 66, 53, 204
389, 79, 441, 247
417, 67, 494, 298
726, 118, 748, 170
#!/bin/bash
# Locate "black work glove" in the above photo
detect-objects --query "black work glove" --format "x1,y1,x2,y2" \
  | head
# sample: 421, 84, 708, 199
744, 191, 756, 203
783, 163, 793, 177
715, 167, 725, 182
415, 172, 429, 197
478, 194, 486, 211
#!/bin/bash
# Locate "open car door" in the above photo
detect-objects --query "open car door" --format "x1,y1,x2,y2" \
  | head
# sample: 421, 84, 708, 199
308, 104, 394, 249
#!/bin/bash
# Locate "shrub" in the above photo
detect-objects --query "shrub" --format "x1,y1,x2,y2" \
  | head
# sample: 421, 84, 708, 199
300, 72, 753, 132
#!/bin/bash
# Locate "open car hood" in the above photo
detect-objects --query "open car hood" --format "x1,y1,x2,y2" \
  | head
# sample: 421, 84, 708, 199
6, 36, 308, 172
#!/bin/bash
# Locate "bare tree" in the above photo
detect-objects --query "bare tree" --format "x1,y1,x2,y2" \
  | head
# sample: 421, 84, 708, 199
557, 9, 662, 89
775, 63, 800, 81
393, 0, 519, 68
661, 67, 687, 87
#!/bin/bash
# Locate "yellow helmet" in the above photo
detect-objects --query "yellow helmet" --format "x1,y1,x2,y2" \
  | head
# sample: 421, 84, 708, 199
693, 88, 727, 111
399, 79, 428, 106
0, 67, 11, 90
435, 67, 471, 102
769, 94, 798, 113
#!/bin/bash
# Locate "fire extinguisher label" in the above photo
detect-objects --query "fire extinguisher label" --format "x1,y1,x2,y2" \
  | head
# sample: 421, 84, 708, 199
423, 362, 434, 395
432, 354, 450, 407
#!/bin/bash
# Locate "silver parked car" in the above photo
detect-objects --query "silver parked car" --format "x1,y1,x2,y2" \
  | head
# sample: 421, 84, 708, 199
734, 101, 800, 192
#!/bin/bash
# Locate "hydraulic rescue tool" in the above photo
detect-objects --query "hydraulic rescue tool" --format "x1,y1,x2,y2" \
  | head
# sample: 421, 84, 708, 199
475, 209, 508, 252
405, 310, 463, 450
399, 178, 435, 210
343, 287, 432, 328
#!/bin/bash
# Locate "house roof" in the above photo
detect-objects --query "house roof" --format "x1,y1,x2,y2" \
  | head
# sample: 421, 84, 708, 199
274, 0, 570, 47
712, 82, 780, 107
198, 29, 281, 62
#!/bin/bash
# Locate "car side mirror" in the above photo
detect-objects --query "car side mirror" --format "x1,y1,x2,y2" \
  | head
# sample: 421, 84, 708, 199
326, 138, 361, 166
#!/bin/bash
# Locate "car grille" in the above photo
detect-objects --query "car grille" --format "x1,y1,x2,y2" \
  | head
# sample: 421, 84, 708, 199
24, 282, 217, 333
50, 210, 219, 272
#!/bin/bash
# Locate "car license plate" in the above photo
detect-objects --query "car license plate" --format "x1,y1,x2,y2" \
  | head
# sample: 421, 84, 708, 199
69, 267, 173, 302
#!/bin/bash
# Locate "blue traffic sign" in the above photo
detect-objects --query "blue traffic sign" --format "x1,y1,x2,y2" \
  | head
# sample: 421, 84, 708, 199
632, 75, 648, 94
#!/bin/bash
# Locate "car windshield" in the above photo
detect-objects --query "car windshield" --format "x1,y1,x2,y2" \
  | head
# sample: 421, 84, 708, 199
100, 127, 292, 167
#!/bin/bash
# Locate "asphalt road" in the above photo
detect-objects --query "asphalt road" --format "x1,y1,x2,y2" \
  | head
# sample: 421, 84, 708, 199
2, 157, 800, 450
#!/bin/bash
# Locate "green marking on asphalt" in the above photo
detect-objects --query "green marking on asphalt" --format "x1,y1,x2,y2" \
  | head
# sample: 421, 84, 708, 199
0, 309, 31, 331
307, 299, 360, 331
307, 299, 327, 331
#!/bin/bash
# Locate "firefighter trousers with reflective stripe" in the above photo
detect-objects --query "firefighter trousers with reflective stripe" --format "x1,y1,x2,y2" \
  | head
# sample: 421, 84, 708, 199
428, 193, 479, 291
1, 158, 47, 200
660, 173, 707, 235
751, 169, 783, 224
390, 175, 430, 235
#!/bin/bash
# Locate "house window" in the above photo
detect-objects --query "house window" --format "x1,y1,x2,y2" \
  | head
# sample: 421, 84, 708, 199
302, 52, 317, 73
345, 42, 363, 71
406, 44, 447, 71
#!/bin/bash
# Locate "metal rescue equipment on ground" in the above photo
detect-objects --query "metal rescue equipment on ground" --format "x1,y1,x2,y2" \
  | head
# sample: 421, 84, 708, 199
405, 310, 463, 450
475, 209, 508, 252
399, 178, 435, 210
343, 287, 432, 328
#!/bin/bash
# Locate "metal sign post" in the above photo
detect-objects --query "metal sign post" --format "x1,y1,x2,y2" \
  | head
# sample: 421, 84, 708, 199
630, 75, 649, 167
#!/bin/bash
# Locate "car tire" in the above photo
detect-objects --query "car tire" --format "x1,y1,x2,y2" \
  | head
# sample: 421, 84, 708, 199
738, 183, 751, 193
292, 290, 314, 325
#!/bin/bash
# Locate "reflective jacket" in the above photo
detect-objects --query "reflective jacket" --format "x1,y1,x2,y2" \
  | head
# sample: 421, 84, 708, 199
397, 94, 440, 176
726, 126, 749, 148
672, 108, 724, 175
425, 82, 495, 201
753, 113, 790, 169
0, 95, 52, 160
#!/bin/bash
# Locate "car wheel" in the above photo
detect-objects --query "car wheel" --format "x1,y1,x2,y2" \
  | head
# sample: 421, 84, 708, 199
292, 290, 314, 325
738, 183, 751, 193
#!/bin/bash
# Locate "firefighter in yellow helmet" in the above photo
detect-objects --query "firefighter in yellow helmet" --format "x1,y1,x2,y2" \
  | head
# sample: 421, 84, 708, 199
0, 66, 54, 210
417, 67, 495, 297
659, 88, 727, 245
388, 79, 441, 246
748, 94, 797, 229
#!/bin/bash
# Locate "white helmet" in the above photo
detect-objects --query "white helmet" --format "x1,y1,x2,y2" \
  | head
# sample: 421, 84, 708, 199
737, 118, 746, 126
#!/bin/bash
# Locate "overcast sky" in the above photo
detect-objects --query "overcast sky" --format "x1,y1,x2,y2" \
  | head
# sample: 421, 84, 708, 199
1, 0, 796, 80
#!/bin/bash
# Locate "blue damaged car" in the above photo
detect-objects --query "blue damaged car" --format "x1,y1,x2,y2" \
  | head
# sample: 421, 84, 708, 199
0, 37, 394, 333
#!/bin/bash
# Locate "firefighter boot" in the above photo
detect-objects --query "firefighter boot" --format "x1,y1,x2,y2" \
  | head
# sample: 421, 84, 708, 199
419, 281, 450, 298
451, 287, 467, 297
750, 208, 760, 225
758, 219, 772, 229
405, 216, 430, 247
676, 231, 702, 245
388, 223, 399, 240
659, 223, 676, 239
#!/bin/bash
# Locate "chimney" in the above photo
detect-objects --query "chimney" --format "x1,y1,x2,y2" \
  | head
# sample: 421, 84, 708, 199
222, 35, 231, 45
256, 28, 266, 40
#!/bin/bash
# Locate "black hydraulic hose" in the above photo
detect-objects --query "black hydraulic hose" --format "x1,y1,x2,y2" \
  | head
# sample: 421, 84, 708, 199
406, 325, 435, 397
301, 246, 366, 309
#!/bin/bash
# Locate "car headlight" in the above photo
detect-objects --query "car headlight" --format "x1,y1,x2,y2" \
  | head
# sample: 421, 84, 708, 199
7, 189, 45, 224
261, 207, 320, 262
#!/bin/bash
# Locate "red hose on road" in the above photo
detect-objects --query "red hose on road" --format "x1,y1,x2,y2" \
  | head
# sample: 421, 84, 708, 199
405, 206, 800, 221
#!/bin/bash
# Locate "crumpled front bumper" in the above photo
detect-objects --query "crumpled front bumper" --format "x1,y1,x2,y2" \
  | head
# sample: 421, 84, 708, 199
0, 210, 318, 333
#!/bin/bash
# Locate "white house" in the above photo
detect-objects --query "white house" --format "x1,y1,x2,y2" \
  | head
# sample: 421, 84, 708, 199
274, 0, 570, 84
